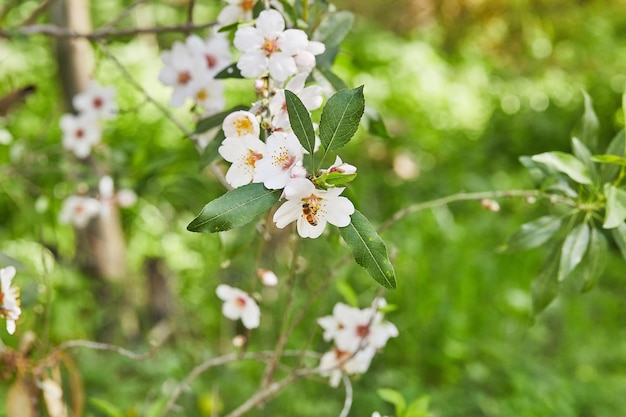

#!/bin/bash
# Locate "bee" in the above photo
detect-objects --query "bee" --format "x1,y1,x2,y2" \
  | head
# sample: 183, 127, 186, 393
302, 202, 319, 226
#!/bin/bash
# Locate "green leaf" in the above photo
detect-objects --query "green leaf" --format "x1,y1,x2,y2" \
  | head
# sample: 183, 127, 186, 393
195, 105, 248, 134
377, 388, 406, 417
285, 90, 316, 155
611, 223, 626, 261
531, 244, 561, 315
572, 91, 600, 151
312, 11, 354, 47
405, 396, 431, 417
498, 215, 562, 252
214, 63, 243, 79
519, 155, 550, 185
335, 279, 358, 307
198, 130, 224, 170
531, 152, 592, 184
571, 137, 598, 182
579, 227, 608, 292
364, 106, 391, 139
319, 86, 365, 154
592, 154, 626, 165
315, 67, 348, 91
599, 129, 626, 182
339, 210, 396, 289
88, 398, 124, 417
602, 183, 626, 229
276, 0, 298, 24
187, 183, 281, 233
558, 223, 590, 281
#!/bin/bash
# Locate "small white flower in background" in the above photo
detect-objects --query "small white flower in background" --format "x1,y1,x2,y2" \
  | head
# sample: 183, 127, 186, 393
158, 41, 200, 107
317, 302, 360, 343
216, 284, 260, 329
273, 178, 355, 238
223, 110, 261, 139
253, 131, 305, 189
217, 0, 258, 26
256, 268, 278, 286
234, 9, 309, 82
72, 81, 117, 120
0, 266, 21, 335
326, 156, 357, 175
318, 346, 376, 388
190, 76, 226, 114
186, 33, 231, 76
269, 73, 323, 131
480, 198, 501, 212
59, 195, 102, 228
59, 113, 102, 158
232, 334, 247, 347
116, 189, 137, 208
219, 135, 266, 188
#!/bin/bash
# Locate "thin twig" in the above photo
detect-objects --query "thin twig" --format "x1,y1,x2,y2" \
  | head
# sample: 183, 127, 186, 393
47, 340, 155, 361
0, 21, 217, 40
184, 0, 196, 37
338, 373, 353, 417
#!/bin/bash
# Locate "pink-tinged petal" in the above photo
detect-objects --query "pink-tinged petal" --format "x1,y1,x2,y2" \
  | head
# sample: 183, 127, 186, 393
273, 200, 302, 228
237, 51, 268, 79
294, 50, 316, 71
234, 27, 263, 51
256, 10, 285, 35
240, 304, 260, 329
279, 29, 309, 54
222, 301, 242, 320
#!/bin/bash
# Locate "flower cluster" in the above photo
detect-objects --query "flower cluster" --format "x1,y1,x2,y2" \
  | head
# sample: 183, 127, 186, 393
59, 81, 117, 158
59, 176, 136, 229
317, 298, 398, 387
158, 33, 231, 110
0, 266, 21, 335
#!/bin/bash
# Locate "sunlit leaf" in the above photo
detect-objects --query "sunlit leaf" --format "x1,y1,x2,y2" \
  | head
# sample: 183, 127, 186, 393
285, 90, 316, 155
592, 154, 626, 165
602, 183, 626, 229
312, 11, 355, 47
572, 91, 600, 151
498, 215, 562, 253
339, 210, 396, 289
195, 105, 248, 134
89, 398, 124, 417
187, 184, 281, 233
335, 279, 358, 307
571, 137, 598, 182
406, 395, 432, 417
599, 129, 626, 182
319, 86, 365, 153
579, 227, 608, 292
558, 223, 590, 281
531, 244, 561, 315
377, 388, 406, 417
531, 151, 592, 184
611, 223, 626, 261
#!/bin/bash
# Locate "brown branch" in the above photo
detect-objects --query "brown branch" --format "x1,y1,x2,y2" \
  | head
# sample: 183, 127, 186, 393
0, 21, 217, 40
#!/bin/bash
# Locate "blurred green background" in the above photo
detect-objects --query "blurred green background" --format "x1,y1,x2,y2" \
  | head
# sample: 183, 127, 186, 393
1, 0, 626, 416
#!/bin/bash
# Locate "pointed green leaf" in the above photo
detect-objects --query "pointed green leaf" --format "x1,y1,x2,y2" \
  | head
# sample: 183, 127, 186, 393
214, 63, 243, 79
312, 11, 354, 47
364, 106, 391, 139
579, 227, 608, 292
531, 244, 561, 315
573, 91, 600, 151
558, 223, 590, 281
498, 215, 562, 253
611, 223, 626, 261
187, 183, 281, 233
600, 129, 625, 182
531, 152, 592, 184
571, 137, 598, 182
592, 154, 626, 165
315, 67, 348, 91
603, 183, 626, 229
377, 388, 406, 417
406, 396, 431, 417
195, 105, 249, 134
339, 210, 396, 289
285, 90, 316, 155
519, 155, 550, 185
319, 86, 365, 153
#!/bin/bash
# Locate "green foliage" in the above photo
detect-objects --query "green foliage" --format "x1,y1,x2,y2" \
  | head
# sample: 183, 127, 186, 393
285, 90, 316, 155
319, 85, 365, 157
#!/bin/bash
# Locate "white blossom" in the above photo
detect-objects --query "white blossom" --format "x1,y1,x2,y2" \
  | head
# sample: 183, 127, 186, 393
219, 135, 266, 188
217, 0, 258, 26
318, 346, 376, 387
59, 195, 102, 228
0, 266, 21, 335
59, 113, 102, 158
234, 9, 309, 82
269, 73, 323, 131
273, 178, 354, 238
257, 269, 278, 286
223, 110, 261, 139
189, 76, 226, 113
158, 41, 201, 107
253, 131, 305, 189
185, 33, 231, 76
216, 284, 260, 329
72, 81, 117, 120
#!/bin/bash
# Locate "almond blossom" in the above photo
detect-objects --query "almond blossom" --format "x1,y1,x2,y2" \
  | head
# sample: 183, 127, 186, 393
59, 113, 102, 158
216, 284, 260, 329
0, 266, 21, 335
253, 131, 305, 189
318, 346, 376, 388
158, 41, 200, 107
223, 110, 261, 139
59, 195, 102, 228
219, 135, 266, 188
185, 33, 231, 76
190, 76, 226, 114
72, 81, 117, 120
234, 9, 309, 82
273, 178, 354, 238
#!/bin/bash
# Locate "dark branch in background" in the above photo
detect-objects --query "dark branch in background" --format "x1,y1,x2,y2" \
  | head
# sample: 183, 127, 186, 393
0, 21, 217, 40
185, 0, 196, 37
